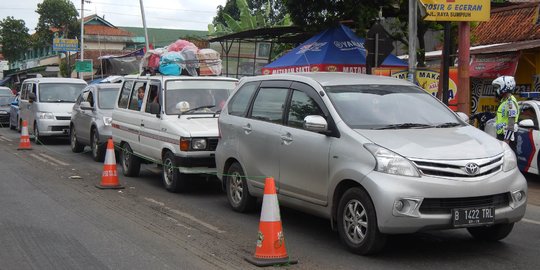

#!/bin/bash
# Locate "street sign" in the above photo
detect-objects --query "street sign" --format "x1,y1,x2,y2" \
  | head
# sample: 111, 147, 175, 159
53, 38, 79, 52
419, 0, 491, 22
76, 60, 93, 73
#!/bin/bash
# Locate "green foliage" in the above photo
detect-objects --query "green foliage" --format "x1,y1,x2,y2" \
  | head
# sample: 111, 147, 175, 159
34, 0, 79, 48
0, 17, 31, 62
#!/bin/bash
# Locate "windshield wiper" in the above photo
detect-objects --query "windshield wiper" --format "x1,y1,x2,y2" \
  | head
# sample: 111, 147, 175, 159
179, 104, 215, 116
434, 122, 461, 128
375, 123, 433, 130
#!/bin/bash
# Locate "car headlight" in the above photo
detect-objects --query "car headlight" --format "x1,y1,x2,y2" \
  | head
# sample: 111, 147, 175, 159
37, 112, 55, 119
191, 138, 207, 150
0, 110, 8, 115
103, 116, 112, 126
502, 141, 517, 172
364, 144, 420, 177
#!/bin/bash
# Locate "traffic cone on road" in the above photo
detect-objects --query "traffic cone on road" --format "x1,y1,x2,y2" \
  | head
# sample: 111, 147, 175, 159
245, 177, 297, 267
96, 139, 124, 189
17, 120, 32, 150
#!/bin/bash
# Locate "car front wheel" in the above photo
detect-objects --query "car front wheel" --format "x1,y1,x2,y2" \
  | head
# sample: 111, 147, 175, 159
91, 128, 106, 162
337, 187, 386, 255
120, 142, 140, 177
162, 151, 188, 193
467, 223, 514, 241
70, 126, 85, 153
226, 162, 256, 212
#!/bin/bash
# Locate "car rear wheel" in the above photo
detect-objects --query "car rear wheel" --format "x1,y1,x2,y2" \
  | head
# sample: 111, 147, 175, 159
91, 128, 106, 162
162, 151, 188, 193
337, 187, 386, 255
120, 142, 140, 177
467, 223, 514, 241
226, 162, 256, 212
70, 126, 84, 153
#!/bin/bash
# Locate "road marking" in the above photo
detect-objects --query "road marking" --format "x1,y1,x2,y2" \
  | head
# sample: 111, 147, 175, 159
0, 136, 12, 142
522, 218, 540, 225
38, 153, 69, 166
30, 154, 58, 167
144, 197, 225, 234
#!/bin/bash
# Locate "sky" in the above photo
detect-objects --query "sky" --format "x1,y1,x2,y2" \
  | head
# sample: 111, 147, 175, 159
0, 0, 228, 33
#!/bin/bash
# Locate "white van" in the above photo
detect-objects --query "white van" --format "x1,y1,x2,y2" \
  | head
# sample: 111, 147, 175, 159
19, 78, 87, 142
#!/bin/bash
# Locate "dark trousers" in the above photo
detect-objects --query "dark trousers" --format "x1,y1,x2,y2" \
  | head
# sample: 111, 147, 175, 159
497, 134, 517, 154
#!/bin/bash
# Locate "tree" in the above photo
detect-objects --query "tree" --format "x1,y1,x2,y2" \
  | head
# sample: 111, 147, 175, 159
0, 17, 31, 62
213, 0, 287, 27
34, 0, 79, 48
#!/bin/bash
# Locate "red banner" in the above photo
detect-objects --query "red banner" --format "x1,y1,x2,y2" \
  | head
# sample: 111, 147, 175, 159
469, 52, 520, 78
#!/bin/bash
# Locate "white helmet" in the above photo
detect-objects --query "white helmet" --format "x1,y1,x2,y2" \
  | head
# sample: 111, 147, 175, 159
492, 76, 516, 96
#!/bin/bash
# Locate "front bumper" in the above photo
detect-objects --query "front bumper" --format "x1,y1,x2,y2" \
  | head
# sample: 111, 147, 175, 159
175, 155, 216, 174
36, 119, 70, 137
361, 168, 528, 234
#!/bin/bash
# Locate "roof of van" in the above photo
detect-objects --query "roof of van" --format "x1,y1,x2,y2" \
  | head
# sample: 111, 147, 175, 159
122, 74, 238, 82
23, 78, 87, 84
241, 72, 414, 87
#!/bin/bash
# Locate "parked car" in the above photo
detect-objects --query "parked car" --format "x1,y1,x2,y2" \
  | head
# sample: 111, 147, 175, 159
216, 72, 528, 255
9, 94, 20, 131
112, 75, 238, 192
0, 86, 15, 128
18, 78, 87, 142
70, 83, 121, 161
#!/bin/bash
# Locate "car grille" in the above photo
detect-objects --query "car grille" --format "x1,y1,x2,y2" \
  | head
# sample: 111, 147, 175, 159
208, 138, 219, 151
420, 193, 510, 214
55, 116, 71, 120
0, 114, 9, 122
410, 154, 503, 179
51, 126, 70, 131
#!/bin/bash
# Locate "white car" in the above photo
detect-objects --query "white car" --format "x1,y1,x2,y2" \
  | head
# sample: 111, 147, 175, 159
112, 75, 238, 192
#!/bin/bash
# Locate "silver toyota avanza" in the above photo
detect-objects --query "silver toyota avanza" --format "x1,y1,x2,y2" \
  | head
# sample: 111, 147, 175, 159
215, 72, 527, 255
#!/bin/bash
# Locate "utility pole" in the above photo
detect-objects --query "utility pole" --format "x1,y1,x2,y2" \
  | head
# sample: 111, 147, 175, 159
408, 0, 417, 84
457, 22, 471, 115
80, 0, 90, 79
139, 0, 150, 53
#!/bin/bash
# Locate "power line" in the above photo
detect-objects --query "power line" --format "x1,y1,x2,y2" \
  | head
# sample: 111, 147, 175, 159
89, 0, 216, 13
101, 11, 211, 24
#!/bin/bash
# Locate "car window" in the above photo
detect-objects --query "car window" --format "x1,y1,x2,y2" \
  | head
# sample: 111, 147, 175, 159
87, 91, 95, 107
250, 87, 289, 124
99, 88, 120, 109
38, 83, 86, 103
228, 82, 257, 116
21, 84, 29, 100
129, 82, 147, 111
145, 84, 160, 113
164, 80, 235, 115
519, 104, 539, 128
326, 85, 460, 129
118, 80, 134, 109
286, 90, 324, 129
0, 88, 12, 95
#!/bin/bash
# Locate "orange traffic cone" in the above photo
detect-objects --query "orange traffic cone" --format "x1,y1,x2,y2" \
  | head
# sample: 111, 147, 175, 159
96, 139, 124, 189
245, 177, 297, 267
17, 120, 32, 150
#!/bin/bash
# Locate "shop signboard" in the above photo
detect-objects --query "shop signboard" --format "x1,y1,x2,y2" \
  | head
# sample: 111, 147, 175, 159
53, 38, 79, 52
419, 0, 491, 22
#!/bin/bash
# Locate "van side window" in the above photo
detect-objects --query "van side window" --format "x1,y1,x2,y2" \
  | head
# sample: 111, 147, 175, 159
21, 84, 28, 100
145, 84, 160, 113
287, 90, 324, 129
129, 82, 146, 111
118, 81, 134, 109
250, 87, 289, 124
228, 82, 257, 116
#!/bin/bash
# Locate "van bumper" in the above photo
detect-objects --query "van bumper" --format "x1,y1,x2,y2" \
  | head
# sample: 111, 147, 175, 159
36, 119, 70, 137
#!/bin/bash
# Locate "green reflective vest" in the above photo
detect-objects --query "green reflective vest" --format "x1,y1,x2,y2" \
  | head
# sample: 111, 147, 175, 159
495, 95, 519, 134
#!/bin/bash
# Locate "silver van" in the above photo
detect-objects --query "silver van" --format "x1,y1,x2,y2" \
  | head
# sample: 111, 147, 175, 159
19, 78, 87, 142
215, 73, 528, 255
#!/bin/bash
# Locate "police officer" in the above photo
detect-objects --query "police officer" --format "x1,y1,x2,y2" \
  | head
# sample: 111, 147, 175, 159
492, 76, 520, 148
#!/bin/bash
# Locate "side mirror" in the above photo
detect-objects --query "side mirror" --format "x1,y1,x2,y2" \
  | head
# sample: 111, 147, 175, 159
150, 102, 161, 117
28, 92, 36, 103
518, 119, 535, 128
80, 101, 93, 110
304, 115, 328, 133
456, 112, 469, 122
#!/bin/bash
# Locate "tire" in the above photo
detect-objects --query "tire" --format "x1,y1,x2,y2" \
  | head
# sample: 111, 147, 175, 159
91, 128, 106, 162
70, 126, 85, 153
120, 142, 140, 177
162, 151, 188, 193
17, 118, 21, 133
337, 187, 386, 255
225, 162, 256, 212
33, 122, 45, 144
9, 119, 15, 130
467, 223, 514, 241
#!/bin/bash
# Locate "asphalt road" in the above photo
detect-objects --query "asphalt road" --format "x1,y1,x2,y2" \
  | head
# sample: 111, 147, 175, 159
1, 127, 539, 270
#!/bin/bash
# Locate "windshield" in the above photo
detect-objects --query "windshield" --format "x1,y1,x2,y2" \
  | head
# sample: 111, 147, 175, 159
98, 88, 120, 109
0, 96, 15, 106
0, 88, 12, 96
39, 83, 86, 103
164, 80, 235, 115
326, 84, 461, 129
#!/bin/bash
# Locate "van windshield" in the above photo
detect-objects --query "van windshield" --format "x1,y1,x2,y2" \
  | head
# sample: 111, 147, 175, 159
39, 83, 86, 103
325, 85, 462, 129
164, 80, 235, 115
98, 88, 120, 109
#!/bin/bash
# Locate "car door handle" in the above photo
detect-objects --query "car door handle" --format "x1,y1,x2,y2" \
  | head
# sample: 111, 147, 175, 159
141, 123, 145, 127
242, 124, 252, 133
280, 133, 293, 143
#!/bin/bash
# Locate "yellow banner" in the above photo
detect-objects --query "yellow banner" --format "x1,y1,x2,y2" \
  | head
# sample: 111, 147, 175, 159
420, 0, 490, 22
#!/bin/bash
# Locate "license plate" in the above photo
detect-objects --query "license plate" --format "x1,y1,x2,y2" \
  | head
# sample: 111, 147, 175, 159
452, 207, 495, 227
63, 129, 69, 134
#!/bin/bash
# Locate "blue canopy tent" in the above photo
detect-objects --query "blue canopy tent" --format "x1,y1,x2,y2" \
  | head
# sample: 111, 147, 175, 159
262, 24, 407, 75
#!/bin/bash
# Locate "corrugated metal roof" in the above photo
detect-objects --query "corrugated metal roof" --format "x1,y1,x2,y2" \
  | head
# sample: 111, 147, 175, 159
473, 2, 540, 45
